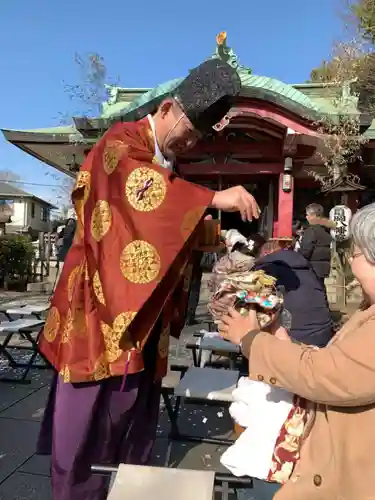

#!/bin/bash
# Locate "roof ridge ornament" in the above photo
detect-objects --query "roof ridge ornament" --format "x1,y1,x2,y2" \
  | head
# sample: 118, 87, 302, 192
211, 31, 252, 74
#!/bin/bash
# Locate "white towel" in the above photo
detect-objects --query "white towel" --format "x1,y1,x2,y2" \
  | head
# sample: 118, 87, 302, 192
220, 377, 294, 480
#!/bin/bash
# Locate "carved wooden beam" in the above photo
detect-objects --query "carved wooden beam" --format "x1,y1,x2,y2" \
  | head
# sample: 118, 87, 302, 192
181, 140, 283, 157
177, 162, 283, 176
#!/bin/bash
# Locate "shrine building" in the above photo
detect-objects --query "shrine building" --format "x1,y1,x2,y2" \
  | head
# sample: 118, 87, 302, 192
2, 32, 375, 238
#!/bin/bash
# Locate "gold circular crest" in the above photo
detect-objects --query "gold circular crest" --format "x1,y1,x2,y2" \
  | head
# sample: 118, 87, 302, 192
181, 206, 206, 241
158, 325, 170, 359
44, 306, 61, 343
67, 266, 81, 302
120, 240, 161, 284
93, 270, 106, 305
103, 140, 128, 175
125, 166, 167, 212
101, 311, 137, 363
90, 200, 112, 242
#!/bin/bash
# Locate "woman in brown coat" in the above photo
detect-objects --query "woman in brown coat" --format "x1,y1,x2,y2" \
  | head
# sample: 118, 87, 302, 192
220, 202, 375, 500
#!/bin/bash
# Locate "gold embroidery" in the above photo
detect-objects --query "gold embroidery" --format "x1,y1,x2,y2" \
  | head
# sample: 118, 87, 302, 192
74, 171, 91, 231
125, 166, 167, 212
93, 270, 105, 305
90, 200, 112, 242
72, 307, 87, 334
103, 140, 128, 175
44, 306, 60, 342
59, 365, 71, 383
158, 325, 170, 359
61, 308, 86, 343
120, 240, 161, 284
74, 170, 91, 197
84, 261, 90, 281
101, 311, 137, 363
146, 126, 155, 151
93, 354, 111, 381
61, 309, 73, 343
67, 266, 81, 302
181, 206, 206, 241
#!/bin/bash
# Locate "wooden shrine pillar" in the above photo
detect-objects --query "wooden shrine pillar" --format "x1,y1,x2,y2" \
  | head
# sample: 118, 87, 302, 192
273, 158, 294, 238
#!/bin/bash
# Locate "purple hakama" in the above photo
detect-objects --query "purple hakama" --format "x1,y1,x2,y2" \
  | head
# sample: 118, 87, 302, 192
37, 371, 161, 500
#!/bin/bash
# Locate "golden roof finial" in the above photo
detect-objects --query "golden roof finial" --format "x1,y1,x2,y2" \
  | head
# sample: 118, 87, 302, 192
216, 31, 227, 46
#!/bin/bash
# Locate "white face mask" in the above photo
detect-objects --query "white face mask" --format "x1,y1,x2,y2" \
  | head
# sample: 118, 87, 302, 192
147, 115, 175, 170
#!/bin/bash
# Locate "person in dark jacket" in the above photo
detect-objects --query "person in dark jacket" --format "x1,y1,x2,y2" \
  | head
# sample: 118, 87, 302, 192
298, 203, 335, 284
254, 238, 333, 347
185, 249, 204, 326
57, 218, 77, 263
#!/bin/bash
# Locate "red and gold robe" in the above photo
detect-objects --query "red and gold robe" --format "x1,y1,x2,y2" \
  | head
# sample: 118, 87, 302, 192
39, 118, 214, 383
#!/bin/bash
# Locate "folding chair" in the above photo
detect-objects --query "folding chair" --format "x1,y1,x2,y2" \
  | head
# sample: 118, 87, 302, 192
186, 335, 240, 368
0, 318, 50, 383
161, 366, 240, 466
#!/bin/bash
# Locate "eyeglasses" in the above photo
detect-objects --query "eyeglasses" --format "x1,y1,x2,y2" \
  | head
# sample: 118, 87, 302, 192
350, 251, 363, 262
173, 99, 202, 141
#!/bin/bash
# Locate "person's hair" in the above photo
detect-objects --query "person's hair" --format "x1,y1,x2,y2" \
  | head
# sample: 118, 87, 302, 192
245, 233, 266, 257
259, 238, 293, 258
306, 203, 324, 217
350, 202, 375, 264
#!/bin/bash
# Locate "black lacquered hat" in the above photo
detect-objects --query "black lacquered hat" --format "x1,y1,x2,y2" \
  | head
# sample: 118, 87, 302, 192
173, 59, 241, 133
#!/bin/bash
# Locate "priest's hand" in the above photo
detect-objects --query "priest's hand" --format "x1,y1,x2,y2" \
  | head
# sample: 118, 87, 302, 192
219, 307, 260, 345
211, 186, 260, 222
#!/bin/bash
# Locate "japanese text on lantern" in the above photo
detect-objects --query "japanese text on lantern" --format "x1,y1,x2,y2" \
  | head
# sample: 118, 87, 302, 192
329, 205, 352, 242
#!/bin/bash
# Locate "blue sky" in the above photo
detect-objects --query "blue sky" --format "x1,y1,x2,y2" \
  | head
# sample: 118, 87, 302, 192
0, 0, 343, 206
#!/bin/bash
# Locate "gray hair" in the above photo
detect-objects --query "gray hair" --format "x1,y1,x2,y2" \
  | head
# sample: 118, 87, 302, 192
306, 203, 324, 217
350, 202, 375, 264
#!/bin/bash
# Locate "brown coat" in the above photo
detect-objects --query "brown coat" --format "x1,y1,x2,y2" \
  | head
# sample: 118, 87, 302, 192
248, 304, 375, 499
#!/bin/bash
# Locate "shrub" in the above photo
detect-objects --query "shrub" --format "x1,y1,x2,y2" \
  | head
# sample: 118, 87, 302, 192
0, 234, 34, 289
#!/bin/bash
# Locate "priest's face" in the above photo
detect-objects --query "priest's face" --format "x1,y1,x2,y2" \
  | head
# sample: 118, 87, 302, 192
155, 99, 201, 159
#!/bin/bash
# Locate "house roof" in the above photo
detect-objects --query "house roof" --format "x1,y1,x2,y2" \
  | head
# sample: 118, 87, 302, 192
0, 182, 57, 209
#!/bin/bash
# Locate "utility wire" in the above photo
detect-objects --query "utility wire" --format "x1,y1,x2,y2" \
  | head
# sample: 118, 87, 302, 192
0, 180, 67, 188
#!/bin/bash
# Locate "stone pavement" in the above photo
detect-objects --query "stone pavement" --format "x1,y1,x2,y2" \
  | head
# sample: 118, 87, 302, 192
0, 292, 237, 500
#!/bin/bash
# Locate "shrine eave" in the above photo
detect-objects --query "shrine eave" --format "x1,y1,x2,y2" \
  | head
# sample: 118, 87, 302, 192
1, 126, 88, 178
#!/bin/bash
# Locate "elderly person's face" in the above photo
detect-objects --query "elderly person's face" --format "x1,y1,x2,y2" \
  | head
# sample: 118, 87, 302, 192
155, 99, 201, 159
350, 244, 375, 304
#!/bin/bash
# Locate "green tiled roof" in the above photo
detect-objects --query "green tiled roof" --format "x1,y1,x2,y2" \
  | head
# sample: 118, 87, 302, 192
101, 72, 321, 121
101, 78, 182, 119
239, 74, 319, 110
